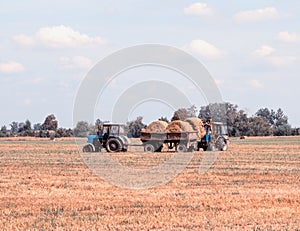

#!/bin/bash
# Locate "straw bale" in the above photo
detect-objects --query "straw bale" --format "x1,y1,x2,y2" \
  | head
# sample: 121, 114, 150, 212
145, 121, 168, 133
166, 120, 194, 133
185, 117, 206, 139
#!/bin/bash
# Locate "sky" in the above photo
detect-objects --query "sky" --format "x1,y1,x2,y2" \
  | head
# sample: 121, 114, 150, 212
1, 0, 300, 128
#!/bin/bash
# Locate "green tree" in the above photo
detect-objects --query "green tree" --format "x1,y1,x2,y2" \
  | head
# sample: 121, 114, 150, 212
0, 125, 8, 137
291, 128, 300, 136
256, 108, 275, 126
55, 127, 74, 137
1, 125, 7, 133
247, 116, 272, 136
73, 121, 89, 137
158, 116, 169, 123
234, 110, 249, 136
42, 114, 58, 131
127, 116, 146, 138
274, 125, 292, 136
273, 108, 291, 136
187, 105, 197, 117
33, 123, 42, 130
10, 121, 18, 133
18, 122, 25, 133
199, 102, 239, 136
24, 119, 32, 131
171, 108, 189, 121
199, 103, 233, 122
256, 107, 291, 136
273, 108, 288, 127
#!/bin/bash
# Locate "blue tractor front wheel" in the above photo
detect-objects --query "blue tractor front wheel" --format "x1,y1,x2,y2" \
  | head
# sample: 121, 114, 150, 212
83, 143, 95, 152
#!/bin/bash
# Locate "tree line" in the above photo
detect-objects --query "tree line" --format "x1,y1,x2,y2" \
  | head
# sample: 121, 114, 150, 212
172, 103, 299, 137
124, 103, 299, 137
0, 114, 73, 138
0, 102, 299, 138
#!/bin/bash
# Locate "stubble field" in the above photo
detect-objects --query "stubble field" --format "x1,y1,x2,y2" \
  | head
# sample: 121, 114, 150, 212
0, 136, 300, 230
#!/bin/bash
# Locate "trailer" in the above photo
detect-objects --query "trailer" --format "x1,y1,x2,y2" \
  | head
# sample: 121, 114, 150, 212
140, 131, 199, 152
140, 120, 229, 152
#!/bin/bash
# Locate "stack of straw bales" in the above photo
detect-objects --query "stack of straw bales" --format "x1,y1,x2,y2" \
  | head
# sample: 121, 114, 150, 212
185, 117, 206, 139
166, 120, 194, 133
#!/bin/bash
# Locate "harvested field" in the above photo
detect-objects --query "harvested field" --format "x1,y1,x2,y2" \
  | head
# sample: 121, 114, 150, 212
0, 136, 300, 230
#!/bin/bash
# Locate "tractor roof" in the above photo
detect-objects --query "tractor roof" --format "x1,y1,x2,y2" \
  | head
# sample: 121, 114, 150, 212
103, 123, 125, 126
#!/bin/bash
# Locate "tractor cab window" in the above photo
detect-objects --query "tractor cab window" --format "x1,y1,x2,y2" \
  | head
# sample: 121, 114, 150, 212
110, 125, 119, 135
212, 123, 228, 135
221, 125, 228, 135
119, 126, 125, 135
213, 124, 222, 135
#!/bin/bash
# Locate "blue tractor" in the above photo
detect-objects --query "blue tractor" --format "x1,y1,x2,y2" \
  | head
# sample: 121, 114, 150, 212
82, 123, 129, 152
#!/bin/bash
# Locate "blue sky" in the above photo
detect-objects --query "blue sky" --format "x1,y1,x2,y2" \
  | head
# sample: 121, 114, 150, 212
1, 1, 300, 128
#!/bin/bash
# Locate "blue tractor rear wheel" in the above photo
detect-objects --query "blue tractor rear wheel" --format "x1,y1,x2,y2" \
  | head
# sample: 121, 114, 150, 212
106, 138, 123, 152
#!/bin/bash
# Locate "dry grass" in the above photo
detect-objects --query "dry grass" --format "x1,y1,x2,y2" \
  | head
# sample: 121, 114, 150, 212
0, 136, 300, 230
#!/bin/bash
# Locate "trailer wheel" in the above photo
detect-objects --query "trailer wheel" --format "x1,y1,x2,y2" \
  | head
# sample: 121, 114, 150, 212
207, 143, 216, 151
221, 143, 228, 151
83, 143, 95, 152
216, 138, 227, 151
144, 143, 155, 153
176, 144, 187, 152
106, 138, 122, 152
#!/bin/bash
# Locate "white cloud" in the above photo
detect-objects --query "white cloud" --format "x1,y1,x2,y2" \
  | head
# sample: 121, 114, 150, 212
36, 25, 106, 48
277, 31, 300, 42
252, 45, 297, 67
0, 62, 25, 74
12, 34, 34, 47
266, 56, 297, 66
249, 79, 264, 89
13, 25, 106, 48
253, 45, 274, 56
234, 7, 281, 23
184, 40, 222, 59
184, 2, 213, 16
60, 55, 92, 69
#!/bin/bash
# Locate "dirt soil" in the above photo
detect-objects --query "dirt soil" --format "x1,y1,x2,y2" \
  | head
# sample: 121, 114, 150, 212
0, 136, 299, 230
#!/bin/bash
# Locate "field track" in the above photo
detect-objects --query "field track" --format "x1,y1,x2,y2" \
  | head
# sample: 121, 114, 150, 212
0, 136, 300, 230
